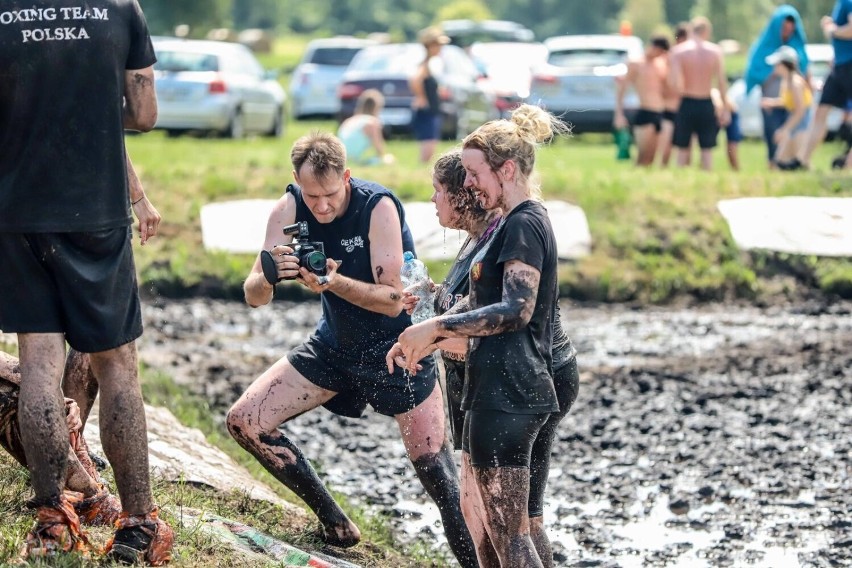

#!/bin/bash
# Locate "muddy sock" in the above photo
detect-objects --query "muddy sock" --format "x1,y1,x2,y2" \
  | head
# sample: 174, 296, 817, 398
412, 445, 478, 568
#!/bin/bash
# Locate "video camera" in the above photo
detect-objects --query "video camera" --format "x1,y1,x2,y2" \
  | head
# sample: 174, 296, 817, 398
260, 221, 327, 284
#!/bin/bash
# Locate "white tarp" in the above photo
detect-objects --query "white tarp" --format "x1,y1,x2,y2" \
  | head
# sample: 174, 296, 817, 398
200, 199, 592, 260
717, 197, 852, 257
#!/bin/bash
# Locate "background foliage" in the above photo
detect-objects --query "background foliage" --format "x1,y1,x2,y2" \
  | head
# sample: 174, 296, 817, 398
140, 0, 839, 48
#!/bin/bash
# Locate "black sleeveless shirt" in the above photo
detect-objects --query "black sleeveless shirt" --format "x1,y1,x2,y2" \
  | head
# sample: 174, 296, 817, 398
289, 178, 415, 354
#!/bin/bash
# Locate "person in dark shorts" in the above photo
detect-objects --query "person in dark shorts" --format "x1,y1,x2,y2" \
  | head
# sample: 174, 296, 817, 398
672, 97, 719, 154
410, 26, 449, 162
0, 1, 173, 563
786, 0, 852, 170
389, 104, 569, 566
227, 132, 476, 566
395, 149, 580, 567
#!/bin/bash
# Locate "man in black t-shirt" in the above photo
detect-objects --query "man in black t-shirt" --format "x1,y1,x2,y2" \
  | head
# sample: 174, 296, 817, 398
0, 1, 172, 563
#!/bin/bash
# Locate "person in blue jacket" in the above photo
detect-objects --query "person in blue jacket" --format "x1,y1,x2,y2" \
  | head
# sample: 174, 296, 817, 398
744, 5, 809, 168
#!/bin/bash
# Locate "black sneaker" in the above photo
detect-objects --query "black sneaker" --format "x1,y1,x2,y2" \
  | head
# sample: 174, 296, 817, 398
105, 508, 174, 566
107, 525, 153, 564
777, 158, 807, 171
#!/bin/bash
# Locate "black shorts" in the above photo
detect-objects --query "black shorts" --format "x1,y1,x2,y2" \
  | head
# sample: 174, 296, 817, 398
662, 110, 678, 123
288, 334, 437, 418
461, 409, 550, 468
673, 97, 718, 149
633, 109, 663, 132
411, 109, 442, 141
819, 61, 852, 109
444, 358, 466, 450
0, 229, 141, 353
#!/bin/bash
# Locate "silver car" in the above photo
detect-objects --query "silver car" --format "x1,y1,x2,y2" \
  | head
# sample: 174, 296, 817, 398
290, 37, 375, 119
153, 38, 286, 138
729, 43, 844, 139
529, 34, 644, 133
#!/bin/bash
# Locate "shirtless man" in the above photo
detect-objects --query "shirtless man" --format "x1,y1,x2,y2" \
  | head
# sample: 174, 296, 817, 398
668, 16, 730, 170
660, 22, 691, 166
614, 35, 671, 166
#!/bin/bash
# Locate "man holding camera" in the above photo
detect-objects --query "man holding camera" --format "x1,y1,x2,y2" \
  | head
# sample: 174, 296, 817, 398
228, 132, 476, 566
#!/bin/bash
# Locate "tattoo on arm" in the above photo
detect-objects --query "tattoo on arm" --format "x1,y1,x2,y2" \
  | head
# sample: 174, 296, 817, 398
132, 72, 153, 89
376, 265, 384, 279
438, 269, 538, 338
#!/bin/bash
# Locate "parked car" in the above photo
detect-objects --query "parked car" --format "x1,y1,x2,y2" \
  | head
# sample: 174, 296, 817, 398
338, 43, 497, 139
290, 37, 376, 120
152, 38, 286, 138
729, 43, 844, 139
469, 41, 548, 117
441, 19, 535, 48
529, 34, 644, 133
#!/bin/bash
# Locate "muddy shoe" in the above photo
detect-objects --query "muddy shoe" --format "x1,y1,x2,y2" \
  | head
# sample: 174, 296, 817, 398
24, 496, 91, 559
73, 486, 122, 526
105, 507, 174, 566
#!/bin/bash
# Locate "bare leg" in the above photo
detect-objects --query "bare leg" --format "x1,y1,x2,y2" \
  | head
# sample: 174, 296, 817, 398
676, 147, 691, 167
529, 516, 552, 568
226, 356, 360, 547
475, 466, 542, 567
633, 125, 658, 166
397, 383, 477, 567
61, 349, 98, 427
798, 105, 832, 167
461, 453, 499, 567
17, 333, 68, 506
727, 142, 740, 171
659, 120, 675, 167
89, 342, 153, 516
699, 148, 713, 171
420, 140, 438, 163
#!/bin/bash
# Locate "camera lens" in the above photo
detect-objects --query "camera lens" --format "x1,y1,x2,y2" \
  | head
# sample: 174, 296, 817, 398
304, 251, 327, 274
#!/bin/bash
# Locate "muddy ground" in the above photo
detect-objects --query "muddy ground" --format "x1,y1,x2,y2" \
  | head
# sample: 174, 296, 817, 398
138, 298, 852, 568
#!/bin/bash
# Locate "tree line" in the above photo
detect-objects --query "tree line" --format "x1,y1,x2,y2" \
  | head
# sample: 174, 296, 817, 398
140, 0, 838, 48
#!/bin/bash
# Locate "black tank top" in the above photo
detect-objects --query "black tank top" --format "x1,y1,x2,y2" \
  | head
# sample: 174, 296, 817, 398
289, 178, 415, 354
423, 73, 441, 114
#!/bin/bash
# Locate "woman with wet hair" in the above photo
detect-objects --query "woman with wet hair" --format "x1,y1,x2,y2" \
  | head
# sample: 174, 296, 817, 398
388, 105, 569, 567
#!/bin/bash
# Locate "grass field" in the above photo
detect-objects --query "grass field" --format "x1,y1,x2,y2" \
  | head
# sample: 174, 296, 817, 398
126, 117, 852, 304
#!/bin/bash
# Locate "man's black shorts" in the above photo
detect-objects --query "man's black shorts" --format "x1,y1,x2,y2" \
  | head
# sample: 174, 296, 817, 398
0, 228, 142, 353
633, 108, 663, 132
819, 61, 852, 109
288, 334, 437, 418
673, 97, 718, 149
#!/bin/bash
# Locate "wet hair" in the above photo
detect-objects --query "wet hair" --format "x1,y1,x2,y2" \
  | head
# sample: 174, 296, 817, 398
462, 104, 569, 198
432, 148, 486, 221
784, 15, 795, 24
290, 131, 347, 179
650, 35, 670, 52
674, 22, 690, 42
355, 89, 384, 116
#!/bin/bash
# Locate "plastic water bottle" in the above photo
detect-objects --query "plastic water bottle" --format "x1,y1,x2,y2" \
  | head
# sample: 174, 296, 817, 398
400, 251, 435, 324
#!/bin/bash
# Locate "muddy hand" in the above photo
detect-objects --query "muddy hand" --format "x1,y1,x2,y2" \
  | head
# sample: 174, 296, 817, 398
300, 258, 340, 294
132, 196, 161, 246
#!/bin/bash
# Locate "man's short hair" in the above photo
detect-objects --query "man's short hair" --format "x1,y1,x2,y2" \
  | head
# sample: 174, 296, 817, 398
650, 35, 670, 51
291, 132, 347, 179
691, 16, 711, 37
674, 22, 690, 42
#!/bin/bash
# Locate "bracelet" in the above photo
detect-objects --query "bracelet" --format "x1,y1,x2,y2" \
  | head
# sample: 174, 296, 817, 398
131, 196, 145, 205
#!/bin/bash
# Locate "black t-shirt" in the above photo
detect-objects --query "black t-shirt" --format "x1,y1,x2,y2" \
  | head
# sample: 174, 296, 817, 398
289, 178, 416, 357
0, 0, 156, 232
462, 200, 560, 414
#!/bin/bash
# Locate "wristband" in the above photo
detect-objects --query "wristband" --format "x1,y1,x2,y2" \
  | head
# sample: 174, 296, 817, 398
131, 196, 144, 205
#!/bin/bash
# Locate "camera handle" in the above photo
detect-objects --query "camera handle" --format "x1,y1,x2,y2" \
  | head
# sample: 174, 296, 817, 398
260, 250, 279, 285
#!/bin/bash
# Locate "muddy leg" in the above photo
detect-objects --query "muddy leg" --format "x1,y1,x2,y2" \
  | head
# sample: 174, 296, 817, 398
61, 349, 98, 427
226, 356, 359, 547
475, 466, 543, 568
17, 334, 68, 506
398, 384, 477, 567
461, 453, 499, 567
89, 342, 153, 515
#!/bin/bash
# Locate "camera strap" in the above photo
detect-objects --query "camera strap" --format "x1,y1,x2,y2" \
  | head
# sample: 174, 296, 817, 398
260, 250, 279, 285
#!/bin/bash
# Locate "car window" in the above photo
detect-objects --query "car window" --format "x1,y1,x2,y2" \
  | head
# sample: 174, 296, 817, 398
548, 49, 627, 69
308, 47, 363, 66
155, 50, 219, 72
349, 45, 423, 74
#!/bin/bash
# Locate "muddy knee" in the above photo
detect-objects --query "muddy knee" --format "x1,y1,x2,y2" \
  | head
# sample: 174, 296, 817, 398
225, 405, 259, 445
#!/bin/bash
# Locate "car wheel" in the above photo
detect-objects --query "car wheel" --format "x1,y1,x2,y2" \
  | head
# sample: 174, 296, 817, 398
224, 109, 245, 139
264, 106, 284, 138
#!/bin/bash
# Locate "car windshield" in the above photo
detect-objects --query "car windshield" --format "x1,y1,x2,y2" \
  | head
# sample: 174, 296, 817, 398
548, 49, 627, 69
309, 47, 362, 66
348, 45, 423, 74
155, 50, 219, 72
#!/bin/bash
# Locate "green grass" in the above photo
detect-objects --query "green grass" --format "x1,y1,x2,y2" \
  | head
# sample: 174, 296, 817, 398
126, 118, 852, 304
